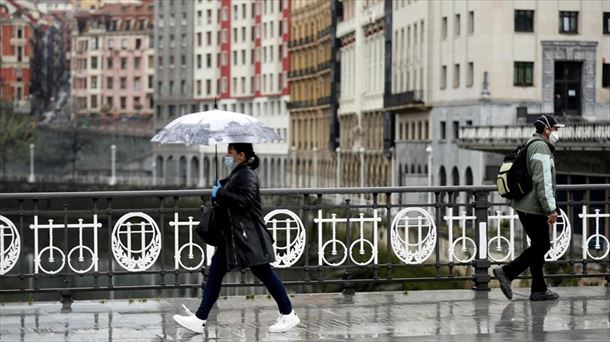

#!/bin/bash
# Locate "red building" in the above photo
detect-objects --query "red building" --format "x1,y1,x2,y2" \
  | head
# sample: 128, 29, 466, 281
0, 2, 34, 113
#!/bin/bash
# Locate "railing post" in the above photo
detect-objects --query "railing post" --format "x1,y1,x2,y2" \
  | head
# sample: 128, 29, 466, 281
472, 190, 491, 291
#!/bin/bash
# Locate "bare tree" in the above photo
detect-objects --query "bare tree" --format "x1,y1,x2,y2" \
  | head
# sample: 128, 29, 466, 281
0, 101, 35, 175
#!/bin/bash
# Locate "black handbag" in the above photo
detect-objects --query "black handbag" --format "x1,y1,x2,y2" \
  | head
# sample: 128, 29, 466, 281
195, 204, 223, 246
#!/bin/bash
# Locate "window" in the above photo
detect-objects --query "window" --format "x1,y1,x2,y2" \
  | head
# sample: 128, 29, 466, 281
514, 62, 534, 86
559, 11, 578, 34
440, 121, 446, 140
206, 53, 211, 67
442, 17, 447, 38
603, 12, 610, 34
90, 95, 97, 108
468, 11, 474, 33
91, 76, 97, 89
107, 97, 113, 107
135, 38, 141, 49
121, 57, 127, 69
197, 55, 202, 69
134, 57, 141, 69
134, 77, 141, 90
206, 31, 212, 45
452, 121, 459, 139
121, 39, 128, 49
454, 14, 460, 36
107, 77, 113, 89
467, 62, 473, 87
514, 10, 534, 32
441, 65, 447, 89
453, 64, 460, 88
107, 57, 113, 69
197, 32, 202, 46
148, 75, 153, 89
120, 77, 127, 89
603, 63, 610, 87
91, 56, 98, 69
120, 96, 126, 110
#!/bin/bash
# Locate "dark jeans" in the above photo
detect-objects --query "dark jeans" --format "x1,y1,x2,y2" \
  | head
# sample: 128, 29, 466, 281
195, 250, 292, 320
501, 211, 551, 293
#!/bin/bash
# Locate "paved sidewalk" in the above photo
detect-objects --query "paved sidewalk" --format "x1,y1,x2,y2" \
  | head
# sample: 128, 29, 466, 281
1, 286, 609, 341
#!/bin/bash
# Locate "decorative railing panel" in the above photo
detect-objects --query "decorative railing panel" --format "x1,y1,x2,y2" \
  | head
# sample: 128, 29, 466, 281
0, 185, 608, 296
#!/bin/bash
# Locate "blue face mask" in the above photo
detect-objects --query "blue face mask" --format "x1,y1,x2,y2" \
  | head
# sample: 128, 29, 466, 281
224, 156, 235, 170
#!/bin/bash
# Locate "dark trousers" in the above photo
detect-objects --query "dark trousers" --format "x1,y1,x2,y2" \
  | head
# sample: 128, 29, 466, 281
195, 250, 292, 320
501, 211, 551, 293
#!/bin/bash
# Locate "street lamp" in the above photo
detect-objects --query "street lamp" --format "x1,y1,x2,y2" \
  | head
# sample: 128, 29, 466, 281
426, 145, 433, 204
109, 144, 116, 186
312, 146, 318, 188
28, 143, 35, 183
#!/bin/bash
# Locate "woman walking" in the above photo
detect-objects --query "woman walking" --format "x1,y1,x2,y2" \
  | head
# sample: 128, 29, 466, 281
173, 143, 300, 334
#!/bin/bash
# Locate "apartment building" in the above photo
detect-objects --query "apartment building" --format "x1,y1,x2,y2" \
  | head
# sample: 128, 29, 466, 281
391, 0, 610, 188
153, 0, 291, 188
288, 0, 338, 188
71, 2, 155, 118
1, 2, 35, 114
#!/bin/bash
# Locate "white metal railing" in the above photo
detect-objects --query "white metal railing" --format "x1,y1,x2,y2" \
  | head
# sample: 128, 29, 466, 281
460, 122, 610, 142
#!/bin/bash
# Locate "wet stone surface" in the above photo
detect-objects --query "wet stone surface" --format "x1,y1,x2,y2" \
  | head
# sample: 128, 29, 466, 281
0, 286, 609, 341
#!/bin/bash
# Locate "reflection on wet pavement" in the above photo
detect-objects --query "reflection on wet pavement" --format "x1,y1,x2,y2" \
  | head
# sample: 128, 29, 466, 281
0, 286, 608, 341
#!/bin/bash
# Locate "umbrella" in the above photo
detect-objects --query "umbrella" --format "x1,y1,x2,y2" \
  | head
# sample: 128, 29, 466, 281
151, 109, 281, 180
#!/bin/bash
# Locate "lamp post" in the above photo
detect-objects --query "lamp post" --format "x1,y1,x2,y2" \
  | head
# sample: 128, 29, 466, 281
28, 143, 35, 183
335, 147, 341, 188
426, 145, 433, 204
109, 144, 116, 186
312, 146, 318, 188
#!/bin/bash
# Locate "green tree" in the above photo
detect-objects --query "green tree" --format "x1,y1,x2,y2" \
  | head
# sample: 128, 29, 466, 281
0, 101, 35, 175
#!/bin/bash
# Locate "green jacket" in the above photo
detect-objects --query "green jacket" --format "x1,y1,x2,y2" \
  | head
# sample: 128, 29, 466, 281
511, 133, 557, 215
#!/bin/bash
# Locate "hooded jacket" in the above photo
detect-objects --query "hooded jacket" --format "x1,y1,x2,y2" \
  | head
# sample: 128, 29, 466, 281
215, 162, 276, 270
511, 133, 558, 215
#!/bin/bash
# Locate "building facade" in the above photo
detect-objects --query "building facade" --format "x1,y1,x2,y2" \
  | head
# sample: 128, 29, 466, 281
288, 0, 338, 188
0, 2, 35, 114
390, 0, 610, 189
336, 0, 390, 188
71, 2, 155, 119
153, 0, 291, 188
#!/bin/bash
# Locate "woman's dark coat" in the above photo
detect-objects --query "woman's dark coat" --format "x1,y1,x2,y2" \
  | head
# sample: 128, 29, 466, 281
215, 162, 275, 270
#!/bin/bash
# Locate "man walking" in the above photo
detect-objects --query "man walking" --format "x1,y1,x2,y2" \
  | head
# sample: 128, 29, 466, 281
493, 114, 564, 301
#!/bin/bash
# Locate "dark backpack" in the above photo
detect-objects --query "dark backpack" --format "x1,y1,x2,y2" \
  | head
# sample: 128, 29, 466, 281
496, 139, 540, 200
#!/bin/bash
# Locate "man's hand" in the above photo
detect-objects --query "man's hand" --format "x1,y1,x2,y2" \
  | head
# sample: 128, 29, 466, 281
547, 211, 558, 225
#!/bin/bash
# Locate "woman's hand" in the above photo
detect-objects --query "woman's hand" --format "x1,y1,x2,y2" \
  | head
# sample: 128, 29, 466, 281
212, 180, 222, 198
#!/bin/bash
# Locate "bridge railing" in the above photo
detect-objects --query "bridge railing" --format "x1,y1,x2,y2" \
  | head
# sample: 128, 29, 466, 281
0, 185, 608, 299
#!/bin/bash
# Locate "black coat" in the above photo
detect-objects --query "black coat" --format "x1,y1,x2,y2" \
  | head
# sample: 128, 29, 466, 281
215, 163, 275, 270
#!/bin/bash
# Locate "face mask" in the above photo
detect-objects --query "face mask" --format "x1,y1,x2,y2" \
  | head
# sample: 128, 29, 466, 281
224, 156, 235, 170
549, 131, 559, 144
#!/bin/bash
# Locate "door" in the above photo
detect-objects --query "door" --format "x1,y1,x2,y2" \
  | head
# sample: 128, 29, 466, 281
554, 61, 582, 116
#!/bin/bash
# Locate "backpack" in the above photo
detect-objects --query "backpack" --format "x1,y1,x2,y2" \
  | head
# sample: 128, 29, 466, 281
496, 139, 540, 200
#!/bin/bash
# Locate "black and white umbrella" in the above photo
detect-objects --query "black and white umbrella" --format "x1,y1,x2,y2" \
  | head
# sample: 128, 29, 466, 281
151, 109, 281, 179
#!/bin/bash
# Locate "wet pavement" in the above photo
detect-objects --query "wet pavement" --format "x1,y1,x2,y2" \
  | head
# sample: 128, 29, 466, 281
1, 286, 609, 341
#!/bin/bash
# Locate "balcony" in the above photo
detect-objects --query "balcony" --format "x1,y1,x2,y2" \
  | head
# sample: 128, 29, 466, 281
384, 90, 424, 109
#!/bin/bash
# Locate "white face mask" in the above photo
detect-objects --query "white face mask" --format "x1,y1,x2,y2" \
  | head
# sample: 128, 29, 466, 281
549, 131, 560, 144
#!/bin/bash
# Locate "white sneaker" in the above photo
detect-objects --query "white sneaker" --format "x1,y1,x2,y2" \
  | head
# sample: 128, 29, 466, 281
268, 310, 300, 333
181, 304, 195, 316
173, 314, 206, 334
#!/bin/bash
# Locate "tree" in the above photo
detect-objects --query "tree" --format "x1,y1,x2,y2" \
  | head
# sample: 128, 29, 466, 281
0, 101, 35, 175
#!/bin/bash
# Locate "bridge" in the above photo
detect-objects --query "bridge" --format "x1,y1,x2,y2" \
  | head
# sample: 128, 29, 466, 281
0, 185, 608, 340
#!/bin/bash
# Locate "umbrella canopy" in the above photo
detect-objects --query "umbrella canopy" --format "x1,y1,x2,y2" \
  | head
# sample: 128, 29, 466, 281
151, 109, 281, 145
